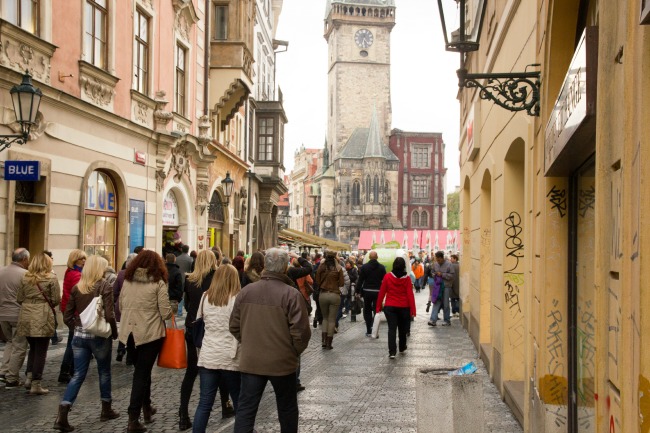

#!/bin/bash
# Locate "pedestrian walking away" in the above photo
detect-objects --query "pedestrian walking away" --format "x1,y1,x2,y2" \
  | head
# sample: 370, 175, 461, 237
118, 250, 173, 432
58, 249, 87, 384
192, 264, 242, 433
0, 248, 30, 388
376, 257, 416, 358
16, 252, 61, 395
315, 250, 345, 350
53, 255, 120, 432
113, 253, 137, 364
427, 251, 455, 327
230, 248, 311, 433
357, 251, 387, 337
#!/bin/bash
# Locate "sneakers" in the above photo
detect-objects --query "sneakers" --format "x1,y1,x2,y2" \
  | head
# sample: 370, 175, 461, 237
427, 321, 436, 327
389, 354, 396, 359
365, 333, 372, 337
342, 314, 348, 319
0, 375, 6, 383
441, 321, 451, 327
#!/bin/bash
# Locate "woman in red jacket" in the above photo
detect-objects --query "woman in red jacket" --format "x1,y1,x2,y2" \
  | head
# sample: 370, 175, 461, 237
57, 249, 87, 383
376, 257, 416, 359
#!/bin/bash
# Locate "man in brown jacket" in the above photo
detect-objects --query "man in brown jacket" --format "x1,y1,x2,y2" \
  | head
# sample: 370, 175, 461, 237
230, 247, 311, 433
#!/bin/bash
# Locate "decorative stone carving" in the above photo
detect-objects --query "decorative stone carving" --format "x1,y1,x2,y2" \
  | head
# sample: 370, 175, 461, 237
156, 169, 167, 191
0, 22, 55, 84
135, 102, 149, 124
198, 115, 212, 145
78, 61, 119, 109
240, 186, 248, 199
171, 141, 191, 183
3, 110, 48, 141
196, 182, 208, 203
173, 0, 199, 42
153, 91, 173, 131
260, 202, 274, 213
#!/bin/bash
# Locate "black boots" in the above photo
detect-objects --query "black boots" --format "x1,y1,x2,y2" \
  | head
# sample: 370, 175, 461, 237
127, 412, 147, 433
179, 409, 192, 430
100, 401, 120, 422
53, 404, 74, 432
221, 397, 235, 419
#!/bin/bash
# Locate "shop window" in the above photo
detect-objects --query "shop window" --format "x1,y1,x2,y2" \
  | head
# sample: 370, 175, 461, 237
84, 170, 117, 267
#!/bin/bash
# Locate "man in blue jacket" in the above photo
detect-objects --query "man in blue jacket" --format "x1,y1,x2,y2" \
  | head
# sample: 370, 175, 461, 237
356, 251, 386, 337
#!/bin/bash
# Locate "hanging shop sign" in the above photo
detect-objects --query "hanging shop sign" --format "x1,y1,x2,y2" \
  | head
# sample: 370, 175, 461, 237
162, 191, 179, 226
4, 160, 40, 181
544, 27, 598, 176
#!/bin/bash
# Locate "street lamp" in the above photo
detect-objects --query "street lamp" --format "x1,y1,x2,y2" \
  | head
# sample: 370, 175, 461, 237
221, 171, 234, 204
1, 72, 43, 152
436, 0, 541, 116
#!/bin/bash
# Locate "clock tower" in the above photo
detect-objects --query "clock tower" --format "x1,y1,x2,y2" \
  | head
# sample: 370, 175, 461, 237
324, 0, 396, 161
319, 1, 401, 246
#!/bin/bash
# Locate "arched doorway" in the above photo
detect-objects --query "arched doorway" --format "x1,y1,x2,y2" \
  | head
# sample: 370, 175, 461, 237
162, 186, 192, 255
207, 189, 225, 251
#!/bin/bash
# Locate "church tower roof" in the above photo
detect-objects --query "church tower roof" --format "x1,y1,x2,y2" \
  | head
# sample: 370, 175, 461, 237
335, 106, 398, 162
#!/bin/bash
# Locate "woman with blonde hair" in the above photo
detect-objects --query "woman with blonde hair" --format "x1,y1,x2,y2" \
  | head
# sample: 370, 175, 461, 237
16, 252, 61, 394
53, 256, 119, 432
192, 264, 242, 433
178, 250, 219, 430
58, 249, 87, 383
119, 250, 172, 432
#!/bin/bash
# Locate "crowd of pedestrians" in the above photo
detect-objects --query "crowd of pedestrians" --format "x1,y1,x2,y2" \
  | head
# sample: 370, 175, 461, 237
0, 243, 459, 432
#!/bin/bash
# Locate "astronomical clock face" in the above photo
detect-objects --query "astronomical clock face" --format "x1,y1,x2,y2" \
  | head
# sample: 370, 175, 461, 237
354, 28, 374, 48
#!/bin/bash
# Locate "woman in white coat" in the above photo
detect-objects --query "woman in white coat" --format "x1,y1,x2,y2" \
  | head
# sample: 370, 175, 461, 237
192, 264, 241, 433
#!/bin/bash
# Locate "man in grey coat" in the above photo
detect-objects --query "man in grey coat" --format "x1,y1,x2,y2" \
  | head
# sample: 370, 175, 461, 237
0, 248, 30, 388
427, 251, 455, 326
174, 244, 193, 317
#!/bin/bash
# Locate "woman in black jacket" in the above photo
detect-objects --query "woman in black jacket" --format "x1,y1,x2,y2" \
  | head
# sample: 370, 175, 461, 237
178, 251, 217, 430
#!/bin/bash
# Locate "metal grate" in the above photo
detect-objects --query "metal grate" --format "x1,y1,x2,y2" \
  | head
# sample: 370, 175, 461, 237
15, 181, 35, 203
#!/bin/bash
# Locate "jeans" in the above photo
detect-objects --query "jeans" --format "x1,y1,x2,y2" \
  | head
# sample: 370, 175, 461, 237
362, 292, 379, 334
430, 287, 451, 323
60, 329, 75, 374
180, 331, 199, 416
383, 306, 411, 355
178, 298, 185, 316
0, 321, 27, 382
319, 291, 340, 337
62, 336, 113, 405
25, 337, 50, 380
192, 368, 241, 433
451, 298, 460, 314
126, 335, 163, 415
234, 372, 298, 433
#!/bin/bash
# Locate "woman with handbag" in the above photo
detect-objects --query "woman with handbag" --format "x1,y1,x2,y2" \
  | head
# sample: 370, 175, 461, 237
16, 252, 61, 395
314, 250, 345, 350
53, 256, 119, 432
58, 249, 87, 384
118, 250, 173, 432
192, 264, 242, 433
178, 250, 218, 431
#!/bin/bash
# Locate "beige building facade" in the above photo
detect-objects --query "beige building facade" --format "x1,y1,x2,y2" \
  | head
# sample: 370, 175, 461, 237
458, 0, 650, 432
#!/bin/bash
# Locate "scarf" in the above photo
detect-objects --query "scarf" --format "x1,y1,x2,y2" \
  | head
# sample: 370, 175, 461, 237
261, 270, 297, 289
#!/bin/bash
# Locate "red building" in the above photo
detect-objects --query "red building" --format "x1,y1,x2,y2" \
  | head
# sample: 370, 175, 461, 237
389, 129, 447, 230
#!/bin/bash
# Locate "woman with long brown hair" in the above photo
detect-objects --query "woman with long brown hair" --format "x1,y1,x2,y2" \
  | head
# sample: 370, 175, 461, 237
241, 251, 264, 288
118, 250, 173, 432
178, 250, 219, 430
16, 252, 61, 394
192, 264, 242, 433
315, 250, 344, 350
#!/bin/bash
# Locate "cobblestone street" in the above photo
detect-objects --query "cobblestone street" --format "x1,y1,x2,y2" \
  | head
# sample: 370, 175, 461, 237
1, 290, 522, 432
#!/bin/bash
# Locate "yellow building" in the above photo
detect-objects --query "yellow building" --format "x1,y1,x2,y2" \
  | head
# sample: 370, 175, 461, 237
456, 0, 649, 432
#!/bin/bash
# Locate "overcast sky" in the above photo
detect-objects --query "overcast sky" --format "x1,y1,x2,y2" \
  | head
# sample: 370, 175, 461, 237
275, 0, 462, 191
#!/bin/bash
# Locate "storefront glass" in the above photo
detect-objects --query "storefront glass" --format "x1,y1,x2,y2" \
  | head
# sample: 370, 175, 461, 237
84, 171, 118, 267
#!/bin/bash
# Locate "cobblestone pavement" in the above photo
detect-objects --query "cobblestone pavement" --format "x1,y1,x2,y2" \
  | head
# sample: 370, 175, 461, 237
0, 290, 522, 432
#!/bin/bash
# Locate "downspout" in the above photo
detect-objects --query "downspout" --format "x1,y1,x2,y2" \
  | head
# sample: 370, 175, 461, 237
203, 0, 210, 115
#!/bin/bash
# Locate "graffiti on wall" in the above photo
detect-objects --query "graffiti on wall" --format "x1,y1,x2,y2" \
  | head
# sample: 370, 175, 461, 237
547, 186, 567, 218
578, 185, 595, 218
504, 211, 524, 274
540, 298, 568, 427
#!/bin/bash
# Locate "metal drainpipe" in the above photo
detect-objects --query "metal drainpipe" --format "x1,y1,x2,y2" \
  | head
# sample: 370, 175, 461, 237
204, 0, 210, 115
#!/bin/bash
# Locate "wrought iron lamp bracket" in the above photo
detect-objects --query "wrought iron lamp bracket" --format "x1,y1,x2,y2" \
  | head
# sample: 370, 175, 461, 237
0, 132, 29, 153
457, 66, 541, 116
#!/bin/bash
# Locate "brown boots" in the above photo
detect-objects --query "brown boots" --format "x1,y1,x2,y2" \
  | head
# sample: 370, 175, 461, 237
142, 404, 157, 423
29, 380, 49, 395
321, 332, 327, 348
324, 336, 333, 350
100, 400, 120, 422
53, 404, 74, 432
127, 412, 147, 433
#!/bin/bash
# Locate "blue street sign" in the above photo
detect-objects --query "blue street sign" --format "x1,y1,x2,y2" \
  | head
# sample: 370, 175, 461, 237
4, 160, 41, 181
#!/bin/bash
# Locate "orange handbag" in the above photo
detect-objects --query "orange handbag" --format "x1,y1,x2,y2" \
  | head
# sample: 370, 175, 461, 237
157, 315, 187, 369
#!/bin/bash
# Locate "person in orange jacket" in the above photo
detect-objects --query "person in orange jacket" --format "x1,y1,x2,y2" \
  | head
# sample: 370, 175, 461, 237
411, 258, 424, 293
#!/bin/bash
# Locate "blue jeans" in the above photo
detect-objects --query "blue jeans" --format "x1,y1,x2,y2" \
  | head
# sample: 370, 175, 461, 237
234, 372, 298, 433
177, 298, 185, 316
430, 287, 451, 324
335, 294, 346, 326
62, 336, 113, 405
193, 368, 241, 433
60, 329, 75, 374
